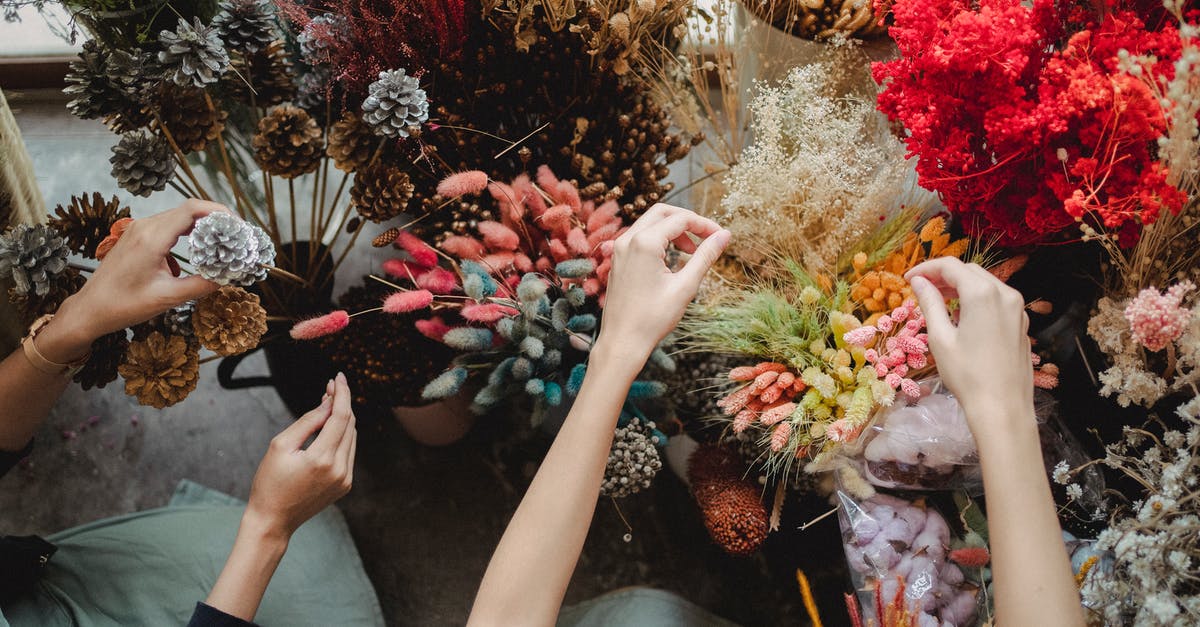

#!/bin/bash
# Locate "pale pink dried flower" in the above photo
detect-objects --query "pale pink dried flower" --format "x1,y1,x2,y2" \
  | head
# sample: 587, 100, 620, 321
1125, 281, 1195, 351
436, 170, 489, 198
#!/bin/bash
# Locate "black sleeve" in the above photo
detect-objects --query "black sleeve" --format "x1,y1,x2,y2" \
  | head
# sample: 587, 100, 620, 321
0, 440, 32, 479
185, 603, 260, 627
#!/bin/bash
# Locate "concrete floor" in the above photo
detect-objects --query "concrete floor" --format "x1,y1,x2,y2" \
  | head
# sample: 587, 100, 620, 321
0, 91, 833, 626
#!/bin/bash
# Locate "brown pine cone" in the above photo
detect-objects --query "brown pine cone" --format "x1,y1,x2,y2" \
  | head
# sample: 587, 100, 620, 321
193, 286, 268, 356
48, 192, 132, 258
252, 105, 323, 179
408, 194, 497, 244
688, 444, 770, 556
75, 330, 130, 390
350, 161, 413, 223
154, 86, 227, 153
118, 331, 199, 408
326, 112, 375, 172
9, 268, 86, 326
223, 40, 295, 107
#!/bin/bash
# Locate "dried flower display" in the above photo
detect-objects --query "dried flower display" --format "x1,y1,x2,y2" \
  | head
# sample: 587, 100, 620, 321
874, 0, 1188, 247
741, 0, 887, 41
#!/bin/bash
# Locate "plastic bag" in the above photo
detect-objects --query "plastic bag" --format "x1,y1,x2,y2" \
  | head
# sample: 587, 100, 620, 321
838, 490, 980, 627
859, 378, 983, 492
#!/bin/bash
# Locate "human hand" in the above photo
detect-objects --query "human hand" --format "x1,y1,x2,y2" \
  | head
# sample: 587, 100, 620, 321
243, 373, 357, 540
594, 203, 730, 365
47, 200, 229, 359
905, 257, 1033, 436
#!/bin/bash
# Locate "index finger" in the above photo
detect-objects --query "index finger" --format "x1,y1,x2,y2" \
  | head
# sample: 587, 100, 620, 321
904, 257, 978, 296
144, 201, 233, 254
310, 372, 353, 457
642, 211, 722, 249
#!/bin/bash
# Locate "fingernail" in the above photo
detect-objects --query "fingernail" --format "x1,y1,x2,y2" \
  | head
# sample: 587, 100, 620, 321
337, 372, 346, 383
909, 275, 929, 293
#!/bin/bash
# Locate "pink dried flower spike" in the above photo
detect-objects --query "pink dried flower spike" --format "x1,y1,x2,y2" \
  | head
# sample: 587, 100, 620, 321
383, 290, 434, 314
290, 310, 350, 340
437, 170, 489, 198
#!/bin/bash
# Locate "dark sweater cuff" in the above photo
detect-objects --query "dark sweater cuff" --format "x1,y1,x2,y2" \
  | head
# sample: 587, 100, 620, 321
0, 440, 32, 479
186, 602, 259, 627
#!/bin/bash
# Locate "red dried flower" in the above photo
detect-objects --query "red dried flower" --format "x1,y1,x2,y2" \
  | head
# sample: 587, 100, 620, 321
290, 310, 350, 339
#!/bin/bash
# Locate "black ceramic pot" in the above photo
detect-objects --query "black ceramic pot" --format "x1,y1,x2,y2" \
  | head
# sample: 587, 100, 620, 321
217, 242, 339, 418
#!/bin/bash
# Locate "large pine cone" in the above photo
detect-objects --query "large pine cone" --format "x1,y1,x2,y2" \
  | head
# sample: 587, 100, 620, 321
118, 331, 200, 408
193, 286, 268, 356
48, 192, 132, 258
8, 267, 85, 326
253, 105, 323, 179
350, 161, 413, 223
223, 40, 295, 107
75, 330, 130, 390
326, 112, 376, 172
154, 86, 227, 153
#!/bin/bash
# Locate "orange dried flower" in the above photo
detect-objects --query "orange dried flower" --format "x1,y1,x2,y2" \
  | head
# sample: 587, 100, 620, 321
95, 217, 134, 260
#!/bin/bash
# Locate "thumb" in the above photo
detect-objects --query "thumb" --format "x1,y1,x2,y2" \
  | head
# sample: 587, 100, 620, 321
272, 394, 334, 450
165, 274, 220, 303
676, 229, 730, 292
909, 275, 955, 344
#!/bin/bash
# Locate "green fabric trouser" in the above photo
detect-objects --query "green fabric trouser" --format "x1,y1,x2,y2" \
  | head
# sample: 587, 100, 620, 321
0, 480, 384, 627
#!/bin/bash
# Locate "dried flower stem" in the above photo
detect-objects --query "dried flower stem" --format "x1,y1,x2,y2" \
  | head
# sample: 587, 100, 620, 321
151, 110, 212, 202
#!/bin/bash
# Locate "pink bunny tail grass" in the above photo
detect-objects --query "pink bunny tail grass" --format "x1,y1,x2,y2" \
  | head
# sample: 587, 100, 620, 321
729, 366, 759, 381
536, 164, 560, 191
770, 421, 792, 452
595, 257, 613, 283
395, 231, 438, 267
566, 228, 589, 256
383, 289, 434, 314
512, 174, 545, 216
555, 180, 581, 212
382, 258, 424, 280
481, 251, 516, 270
759, 402, 796, 426
415, 316, 451, 341
843, 326, 878, 347
477, 221, 520, 251
949, 547, 991, 568
441, 235, 486, 259
586, 200, 620, 232
514, 253, 534, 273
290, 310, 350, 340
540, 204, 573, 234
415, 267, 460, 294
547, 238, 570, 262
587, 222, 620, 249
461, 302, 520, 323
437, 171, 489, 198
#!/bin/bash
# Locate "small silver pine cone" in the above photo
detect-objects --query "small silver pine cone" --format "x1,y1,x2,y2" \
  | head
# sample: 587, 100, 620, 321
361, 69, 429, 139
158, 17, 230, 88
212, 0, 277, 53
187, 213, 276, 286
165, 301, 196, 337
64, 41, 152, 132
110, 130, 177, 197
0, 224, 70, 297
600, 418, 664, 498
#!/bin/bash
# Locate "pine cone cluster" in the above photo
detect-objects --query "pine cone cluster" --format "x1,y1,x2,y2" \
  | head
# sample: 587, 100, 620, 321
253, 105, 324, 178
8, 267, 85, 325
155, 86, 227, 153
110, 131, 177, 197
361, 69, 428, 139
350, 161, 413, 223
0, 224, 70, 297
75, 330, 130, 390
601, 418, 665, 497
212, 0, 277, 53
48, 192, 132, 258
187, 212, 275, 286
158, 17, 230, 88
327, 112, 375, 172
119, 331, 199, 408
63, 41, 153, 132
223, 40, 295, 107
193, 286, 268, 356
687, 444, 770, 556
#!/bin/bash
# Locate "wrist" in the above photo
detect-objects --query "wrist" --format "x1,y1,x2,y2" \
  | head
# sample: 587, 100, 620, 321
589, 336, 653, 377
35, 297, 97, 363
968, 401, 1041, 456
239, 506, 293, 552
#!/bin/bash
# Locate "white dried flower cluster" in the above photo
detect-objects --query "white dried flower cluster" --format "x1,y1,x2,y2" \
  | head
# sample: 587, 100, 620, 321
1088, 295, 1200, 407
715, 49, 925, 271
1081, 402, 1200, 625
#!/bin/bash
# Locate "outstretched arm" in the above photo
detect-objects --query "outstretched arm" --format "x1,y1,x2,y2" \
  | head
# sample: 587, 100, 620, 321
906, 257, 1083, 627
467, 205, 730, 627
0, 201, 224, 452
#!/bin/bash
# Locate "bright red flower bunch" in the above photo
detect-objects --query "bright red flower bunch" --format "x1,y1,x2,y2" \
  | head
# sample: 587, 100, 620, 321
874, 0, 1187, 246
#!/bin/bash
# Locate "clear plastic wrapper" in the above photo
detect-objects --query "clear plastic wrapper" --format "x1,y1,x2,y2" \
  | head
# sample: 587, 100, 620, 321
838, 490, 981, 627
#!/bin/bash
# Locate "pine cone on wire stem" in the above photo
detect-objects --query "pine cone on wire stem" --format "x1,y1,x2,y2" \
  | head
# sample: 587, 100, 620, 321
187, 212, 275, 286
350, 161, 414, 223
222, 40, 295, 107
8, 267, 85, 326
64, 41, 153, 132
212, 0, 278, 53
158, 17, 230, 88
75, 330, 130, 390
119, 331, 200, 408
110, 131, 177, 197
327, 112, 376, 172
153, 85, 227, 154
48, 192, 132, 258
253, 105, 324, 179
361, 69, 429, 139
193, 286, 268, 356
0, 224, 70, 297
